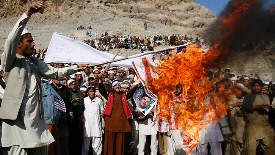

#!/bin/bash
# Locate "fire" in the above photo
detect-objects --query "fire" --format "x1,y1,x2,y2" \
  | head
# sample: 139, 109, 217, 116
148, 45, 230, 143
145, 0, 259, 152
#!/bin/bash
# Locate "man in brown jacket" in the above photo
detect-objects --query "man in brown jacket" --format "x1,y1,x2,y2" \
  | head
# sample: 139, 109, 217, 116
241, 79, 275, 155
99, 79, 138, 155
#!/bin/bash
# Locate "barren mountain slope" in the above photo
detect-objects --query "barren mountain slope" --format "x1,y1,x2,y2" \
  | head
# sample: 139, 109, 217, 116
0, 0, 216, 51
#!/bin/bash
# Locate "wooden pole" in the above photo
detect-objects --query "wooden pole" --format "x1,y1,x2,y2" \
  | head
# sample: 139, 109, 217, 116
104, 48, 121, 69
77, 44, 188, 68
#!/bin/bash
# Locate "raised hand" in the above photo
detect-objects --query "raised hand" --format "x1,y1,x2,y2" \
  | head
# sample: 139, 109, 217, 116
25, 1, 44, 17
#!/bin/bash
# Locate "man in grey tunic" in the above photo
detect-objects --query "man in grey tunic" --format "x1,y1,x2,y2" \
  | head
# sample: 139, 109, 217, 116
0, 1, 86, 154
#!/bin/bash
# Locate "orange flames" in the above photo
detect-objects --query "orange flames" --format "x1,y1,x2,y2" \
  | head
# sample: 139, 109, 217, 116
146, 0, 259, 152
148, 45, 230, 142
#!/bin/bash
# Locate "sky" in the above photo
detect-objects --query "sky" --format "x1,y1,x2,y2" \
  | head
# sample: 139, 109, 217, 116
195, 0, 230, 16
196, 0, 275, 17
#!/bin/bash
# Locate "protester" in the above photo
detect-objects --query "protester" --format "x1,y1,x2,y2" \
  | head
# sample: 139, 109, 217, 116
242, 79, 275, 155
242, 77, 251, 90
98, 78, 138, 155
0, 2, 86, 154
80, 87, 88, 97
42, 80, 66, 155
82, 86, 104, 155
120, 81, 139, 154
136, 107, 157, 155
68, 80, 85, 155
51, 79, 71, 155
132, 86, 158, 155
225, 85, 246, 155
116, 68, 128, 82
101, 80, 131, 155
75, 72, 85, 88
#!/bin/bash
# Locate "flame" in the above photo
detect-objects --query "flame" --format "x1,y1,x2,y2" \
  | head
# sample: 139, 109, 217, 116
145, 0, 259, 152
148, 45, 230, 143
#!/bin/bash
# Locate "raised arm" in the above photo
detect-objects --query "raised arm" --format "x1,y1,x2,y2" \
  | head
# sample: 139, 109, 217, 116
37, 58, 87, 79
2, 14, 29, 72
1, 1, 43, 72
38, 59, 76, 79
126, 84, 139, 99
98, 73, 109, 99
98, 83, 108, 100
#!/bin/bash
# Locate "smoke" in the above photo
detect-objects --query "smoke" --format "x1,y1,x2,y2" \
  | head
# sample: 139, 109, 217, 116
203, 0, 275, 52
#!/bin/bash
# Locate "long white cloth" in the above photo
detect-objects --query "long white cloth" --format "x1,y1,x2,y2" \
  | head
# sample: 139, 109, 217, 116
44, 33, 132, 67
44, 33, 189, 68
83, 96, 103, 138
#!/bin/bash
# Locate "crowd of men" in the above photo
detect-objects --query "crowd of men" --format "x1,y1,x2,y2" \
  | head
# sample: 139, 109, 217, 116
34, 33, 196, 61
1, 58, 275, 155
0, 1, 275, 155
82, 34, 193, 52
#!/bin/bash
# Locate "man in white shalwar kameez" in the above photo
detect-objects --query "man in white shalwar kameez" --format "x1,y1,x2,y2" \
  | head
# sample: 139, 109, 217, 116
137, 108, 158, 155
82, 86, 104, 155
197, 122, 224, 155
0, 2, 87, 154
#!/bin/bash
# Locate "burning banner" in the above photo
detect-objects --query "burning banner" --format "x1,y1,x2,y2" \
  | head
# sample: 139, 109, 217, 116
132, 45, 231, 153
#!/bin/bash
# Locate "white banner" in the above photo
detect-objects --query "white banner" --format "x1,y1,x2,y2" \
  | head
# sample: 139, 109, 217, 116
44, 32, 132, 67
44, 33, 188, 68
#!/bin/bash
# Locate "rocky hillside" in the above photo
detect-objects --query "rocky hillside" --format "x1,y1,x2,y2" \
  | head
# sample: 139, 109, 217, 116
0, 0, 216, 51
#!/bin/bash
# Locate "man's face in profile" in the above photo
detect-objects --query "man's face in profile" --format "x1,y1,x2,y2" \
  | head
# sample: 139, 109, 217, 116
19, 33, 36, 57
139, 96, 150, 109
